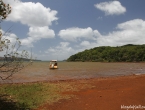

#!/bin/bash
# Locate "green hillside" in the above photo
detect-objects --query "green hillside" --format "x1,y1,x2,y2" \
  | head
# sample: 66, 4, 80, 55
67, 44, 145, 62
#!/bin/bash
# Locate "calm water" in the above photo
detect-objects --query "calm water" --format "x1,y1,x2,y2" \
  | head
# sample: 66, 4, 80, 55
1, 62, 145, 83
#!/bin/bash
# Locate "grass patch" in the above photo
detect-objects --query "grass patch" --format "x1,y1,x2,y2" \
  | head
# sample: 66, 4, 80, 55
0, 80, 92, 110
0, 83, 66, 109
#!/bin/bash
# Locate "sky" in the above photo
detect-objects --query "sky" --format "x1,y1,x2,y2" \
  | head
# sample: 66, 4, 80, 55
1, 0, 145, 61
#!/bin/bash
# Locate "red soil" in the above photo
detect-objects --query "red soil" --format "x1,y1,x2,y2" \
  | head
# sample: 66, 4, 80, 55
38, 75, 145, 110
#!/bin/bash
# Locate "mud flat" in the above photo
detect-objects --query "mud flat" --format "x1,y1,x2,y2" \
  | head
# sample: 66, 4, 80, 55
38, 74, 145, 110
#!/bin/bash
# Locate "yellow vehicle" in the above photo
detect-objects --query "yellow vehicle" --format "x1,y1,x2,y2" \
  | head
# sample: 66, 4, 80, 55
49, 60, 58, 69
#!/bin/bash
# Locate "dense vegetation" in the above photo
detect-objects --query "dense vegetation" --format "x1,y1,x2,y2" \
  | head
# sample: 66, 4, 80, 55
67, 44, 145, 62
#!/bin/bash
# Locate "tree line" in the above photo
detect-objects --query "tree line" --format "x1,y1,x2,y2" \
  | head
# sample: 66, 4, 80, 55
67, 44, 145, 62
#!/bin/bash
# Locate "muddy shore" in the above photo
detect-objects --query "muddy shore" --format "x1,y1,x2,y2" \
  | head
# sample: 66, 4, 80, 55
1, 62, 145, 110
38, 74, 145, 110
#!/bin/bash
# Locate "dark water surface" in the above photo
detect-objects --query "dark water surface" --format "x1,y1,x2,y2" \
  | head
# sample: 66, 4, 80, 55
1, 62, 145, 83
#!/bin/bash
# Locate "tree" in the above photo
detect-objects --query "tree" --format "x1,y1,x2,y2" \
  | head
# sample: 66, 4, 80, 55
0, 0, 11, 20
0, 0, 32, 80
0, 0, 11, 50
67, 44, 145, 62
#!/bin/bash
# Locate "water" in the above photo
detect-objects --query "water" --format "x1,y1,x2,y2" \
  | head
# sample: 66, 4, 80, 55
1, 62, 145, 83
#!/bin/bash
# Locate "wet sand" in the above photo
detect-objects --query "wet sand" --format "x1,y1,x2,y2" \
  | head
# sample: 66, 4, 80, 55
38, 74, 145, 110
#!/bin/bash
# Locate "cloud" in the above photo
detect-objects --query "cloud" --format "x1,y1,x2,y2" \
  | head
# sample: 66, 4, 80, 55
45, 42, 76, 60
47, 42, 73, 54
1, 30, 18, 44
59, 19, 145, 47
56, 19, 145, 60
80, 41, 90, 47
0, 30, 25, 57
6, 1, 58, 27
117, 19, 145, 30
21, 26, 55, 47
58, 27, 95, 42
95, 1, 126, 15
28, 26, 55, 39
37, 19, 145, 60
96, 19, 145, 46
3, 0, 58, 47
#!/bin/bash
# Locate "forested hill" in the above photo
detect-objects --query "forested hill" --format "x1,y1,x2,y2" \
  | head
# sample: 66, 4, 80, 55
67, 44, 145, 62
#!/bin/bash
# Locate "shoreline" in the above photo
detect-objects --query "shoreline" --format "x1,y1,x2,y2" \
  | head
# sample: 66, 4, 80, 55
1, 73, 145, 110
0, 73, 144, 84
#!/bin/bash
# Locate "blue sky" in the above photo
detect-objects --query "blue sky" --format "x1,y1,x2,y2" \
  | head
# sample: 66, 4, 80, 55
1, 0, 145, 61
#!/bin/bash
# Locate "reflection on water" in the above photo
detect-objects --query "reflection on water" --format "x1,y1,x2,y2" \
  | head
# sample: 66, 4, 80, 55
1, 62, 145, 83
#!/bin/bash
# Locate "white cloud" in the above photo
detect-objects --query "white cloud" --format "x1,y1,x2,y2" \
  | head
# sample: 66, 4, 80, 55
37, 19, 145, 60
47, 42, 73, 54
60, 19, 145, 48
6, 1, 58, 27
4, 0, 58, 47
56, 19, 145, 60
0, 30, 25, 57
96, 19, 145, 46
93, 30, 102, 38
58, 27, 95, 42
95, 1, 126, 15
117, 19, 145, 30
1, 31, 18, 44
21, 26, 55, 47
28, 26, 55, 39
80, 41, 90, 47
20, 37, 33, 47
45, 42, 76, 60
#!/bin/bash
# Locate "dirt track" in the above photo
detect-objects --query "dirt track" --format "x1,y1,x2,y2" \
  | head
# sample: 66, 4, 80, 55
38, 75, 145, 110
